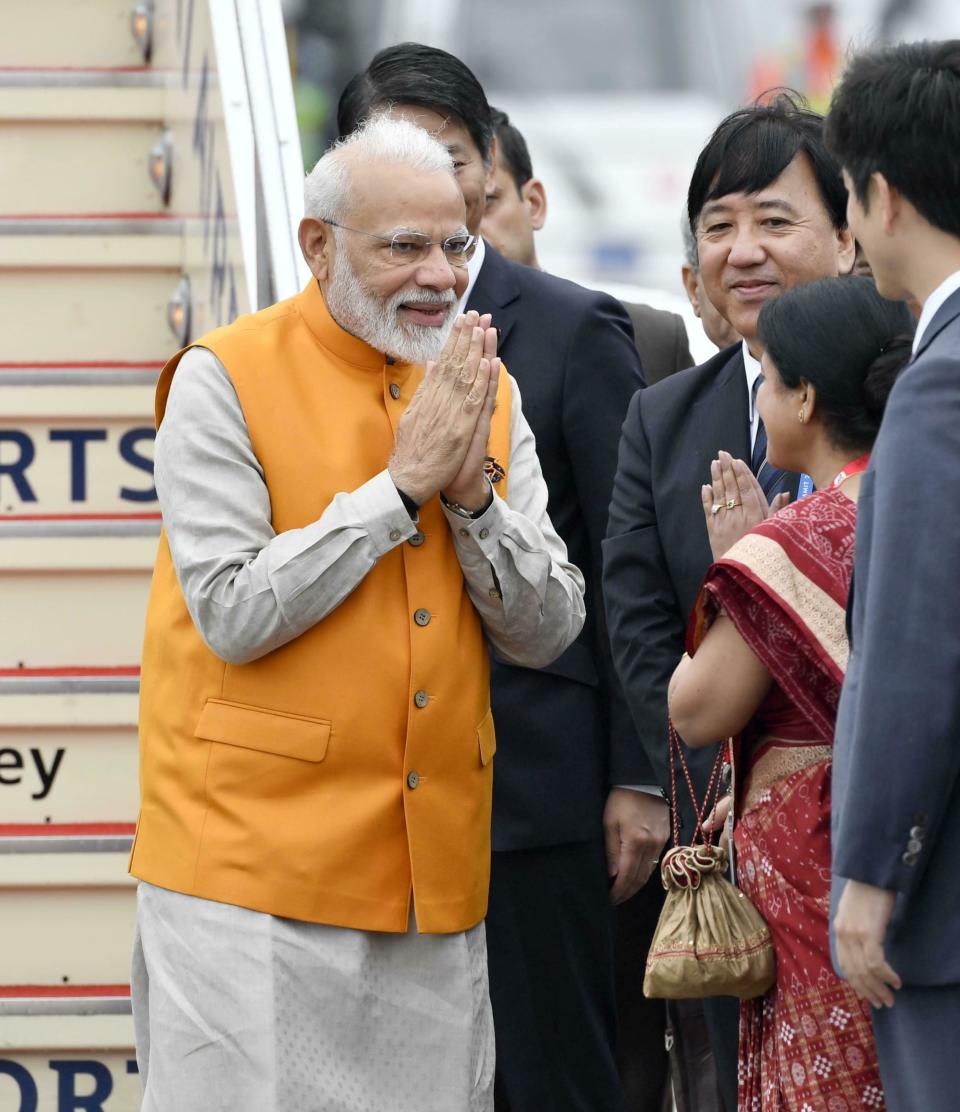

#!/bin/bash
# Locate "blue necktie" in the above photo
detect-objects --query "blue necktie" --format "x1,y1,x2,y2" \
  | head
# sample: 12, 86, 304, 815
750, 375, 787, 502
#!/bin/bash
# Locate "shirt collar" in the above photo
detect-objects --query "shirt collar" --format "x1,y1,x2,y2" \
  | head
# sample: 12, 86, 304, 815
913, 268, 960, 355
742, 340, 763, 422
457, 235, 486, 314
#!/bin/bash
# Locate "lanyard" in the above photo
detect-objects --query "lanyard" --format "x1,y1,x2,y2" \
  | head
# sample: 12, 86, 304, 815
830, 453, 871, 489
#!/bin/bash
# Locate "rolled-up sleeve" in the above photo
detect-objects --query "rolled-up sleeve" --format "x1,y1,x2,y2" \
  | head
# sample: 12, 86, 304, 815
154, 347, 418, 664
443, 375, 585, 667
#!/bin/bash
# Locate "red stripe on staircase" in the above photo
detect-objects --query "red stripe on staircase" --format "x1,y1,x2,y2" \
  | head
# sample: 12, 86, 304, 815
0, 984, 131, 998
0, 666, 140, 676
0, 818, 136, 836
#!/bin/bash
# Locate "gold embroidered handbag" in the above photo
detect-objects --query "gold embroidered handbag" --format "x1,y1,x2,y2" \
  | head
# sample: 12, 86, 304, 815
643, 725, 775, 1001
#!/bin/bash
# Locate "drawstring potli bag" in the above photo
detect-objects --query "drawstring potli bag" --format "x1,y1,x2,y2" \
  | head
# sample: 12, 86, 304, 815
643, 725, 775, 1000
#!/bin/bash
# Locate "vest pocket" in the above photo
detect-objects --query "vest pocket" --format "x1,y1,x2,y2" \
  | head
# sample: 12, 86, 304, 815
194, 698, 331, 762
478, 708, 496, 766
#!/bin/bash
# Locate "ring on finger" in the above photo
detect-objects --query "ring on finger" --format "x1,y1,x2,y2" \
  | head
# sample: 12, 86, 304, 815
711, 503, 724, 515
725, 498, 740, 510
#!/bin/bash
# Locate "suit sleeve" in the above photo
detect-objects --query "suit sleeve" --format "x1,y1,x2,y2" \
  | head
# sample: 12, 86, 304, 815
833, 353, 960, 898
601, 388, 686, 790
561, 292, 648, 784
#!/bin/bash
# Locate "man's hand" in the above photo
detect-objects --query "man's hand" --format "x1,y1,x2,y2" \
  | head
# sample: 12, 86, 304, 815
834, 879, 902, 1008
603, 788, 671, 904
443, 345, 500, 510
388, 311, 498, 507
701, 451, 790, 560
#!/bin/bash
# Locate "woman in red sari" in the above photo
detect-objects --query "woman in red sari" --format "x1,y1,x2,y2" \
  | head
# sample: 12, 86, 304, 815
668, 276, 913, 1112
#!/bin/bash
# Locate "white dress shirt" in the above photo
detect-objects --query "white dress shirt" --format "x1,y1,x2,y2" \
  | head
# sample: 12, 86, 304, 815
743, 341, 763, 454
913, 269, 960, 355
457, 235, 486, 315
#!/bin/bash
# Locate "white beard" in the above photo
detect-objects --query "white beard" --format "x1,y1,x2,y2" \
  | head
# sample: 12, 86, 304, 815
324, 243, 457, 365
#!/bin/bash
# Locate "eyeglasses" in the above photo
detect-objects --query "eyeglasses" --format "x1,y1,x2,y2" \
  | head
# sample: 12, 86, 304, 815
323, 219, 477, 268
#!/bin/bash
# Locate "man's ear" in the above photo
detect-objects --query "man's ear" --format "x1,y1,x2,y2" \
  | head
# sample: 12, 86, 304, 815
873, 172, 902, 237
522, 178, 548, 232
485, 135, 499, 186
836, 223, 856, 276
299, 217, 333, 281
681, 265, 703, 319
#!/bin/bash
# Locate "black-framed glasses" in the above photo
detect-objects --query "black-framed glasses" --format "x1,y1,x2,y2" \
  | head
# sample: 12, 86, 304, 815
323, 219, 477, 268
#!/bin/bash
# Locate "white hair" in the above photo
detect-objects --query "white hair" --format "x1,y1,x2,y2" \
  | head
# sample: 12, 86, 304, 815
303, 113, 456, 223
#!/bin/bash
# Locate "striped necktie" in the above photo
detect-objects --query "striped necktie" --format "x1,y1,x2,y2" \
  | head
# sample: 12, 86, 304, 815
750, 375, 787, 501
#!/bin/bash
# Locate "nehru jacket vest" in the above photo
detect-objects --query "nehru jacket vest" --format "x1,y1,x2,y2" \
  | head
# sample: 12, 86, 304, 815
130, 279, 512, 934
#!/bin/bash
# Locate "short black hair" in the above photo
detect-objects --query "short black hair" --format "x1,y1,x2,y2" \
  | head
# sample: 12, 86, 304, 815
825, 40, 960, 239
757, 275, 915, 455
687, 90, 847, 235
490, 107, 534, 194
337, 43, 493, 162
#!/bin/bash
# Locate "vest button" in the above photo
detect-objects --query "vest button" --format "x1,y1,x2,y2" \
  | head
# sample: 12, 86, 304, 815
389, 529, 402, 542
408, 531, 425, 547
414, 690, 429, 708
407, 770, 420, 790
389, 383, 401, 400
414, 608, 431, 627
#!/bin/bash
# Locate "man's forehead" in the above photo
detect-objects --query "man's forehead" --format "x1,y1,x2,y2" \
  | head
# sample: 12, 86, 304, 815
698, 153, 821, 221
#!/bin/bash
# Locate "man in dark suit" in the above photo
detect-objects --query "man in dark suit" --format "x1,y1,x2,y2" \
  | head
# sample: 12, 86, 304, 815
825, 41, 960, 1112
482, 106, 693, 389
339, 46, 650, 1111
602, 94, 854, 1111
481, 102, 691, 1112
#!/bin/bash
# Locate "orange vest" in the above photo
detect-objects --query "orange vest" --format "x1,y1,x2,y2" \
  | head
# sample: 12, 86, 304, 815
129, 279, 511, 934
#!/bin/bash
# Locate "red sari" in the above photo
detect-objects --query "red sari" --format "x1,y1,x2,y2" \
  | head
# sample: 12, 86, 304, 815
692, 487, 884, 1112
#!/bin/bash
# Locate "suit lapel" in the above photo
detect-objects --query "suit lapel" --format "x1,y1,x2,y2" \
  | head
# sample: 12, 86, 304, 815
691, 346, 752, 465
465, 242, 522, 349
914, 287, 960, 361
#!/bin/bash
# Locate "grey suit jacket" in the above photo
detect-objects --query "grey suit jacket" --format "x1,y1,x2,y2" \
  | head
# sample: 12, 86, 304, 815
621, 301, 694, 384
832, 286, 960, 986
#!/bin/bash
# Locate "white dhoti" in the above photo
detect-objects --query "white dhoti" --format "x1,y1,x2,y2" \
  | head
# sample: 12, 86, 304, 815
132, 882, 495, 1111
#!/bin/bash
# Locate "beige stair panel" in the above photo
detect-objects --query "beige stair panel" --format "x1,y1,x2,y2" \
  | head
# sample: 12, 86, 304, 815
0, 383, 156, 420
0, 1014, 134, 1053
0, 727, 138, 823
0, 571, 150, 669
0, 121, 165, 216
0, 882, 135, 985
0, 419, 158, 516
1, 0, 147, 69
0, 268, 177, 364
0, 87, 166, 123
0, 693, 139, 729
0, 234, 182, 269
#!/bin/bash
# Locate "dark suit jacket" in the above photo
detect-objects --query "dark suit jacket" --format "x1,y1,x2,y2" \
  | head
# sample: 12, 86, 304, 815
621, 301, 694, 384
832, 287, 960, 986
602, 345, 800, 825
467, 244, 645, 850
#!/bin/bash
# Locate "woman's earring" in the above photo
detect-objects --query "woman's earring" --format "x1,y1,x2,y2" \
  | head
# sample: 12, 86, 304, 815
798, 409, 806, 424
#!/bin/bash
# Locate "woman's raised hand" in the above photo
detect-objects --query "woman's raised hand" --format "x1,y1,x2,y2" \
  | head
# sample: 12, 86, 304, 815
701, 451, 790, 559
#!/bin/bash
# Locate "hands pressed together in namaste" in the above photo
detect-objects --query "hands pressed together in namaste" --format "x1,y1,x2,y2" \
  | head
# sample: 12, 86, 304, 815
700, 450, 790, 560
388, 310, 500, 514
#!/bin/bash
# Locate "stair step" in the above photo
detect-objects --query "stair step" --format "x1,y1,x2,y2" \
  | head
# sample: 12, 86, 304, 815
0, 874, 135, 985
2, 0, 151, 70
0, 113, 167, 213
0, 231, 183, 266
0, 1014, 137, 1112
0, 267, 178, 363
0, 567, 151, 669
0, 721, 137, 825
0, 989, 132, 1020
0, 84, 165, 119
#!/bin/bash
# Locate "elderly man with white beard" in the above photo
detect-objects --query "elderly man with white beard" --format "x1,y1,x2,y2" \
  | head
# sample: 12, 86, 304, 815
128, 114, 585, 1112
